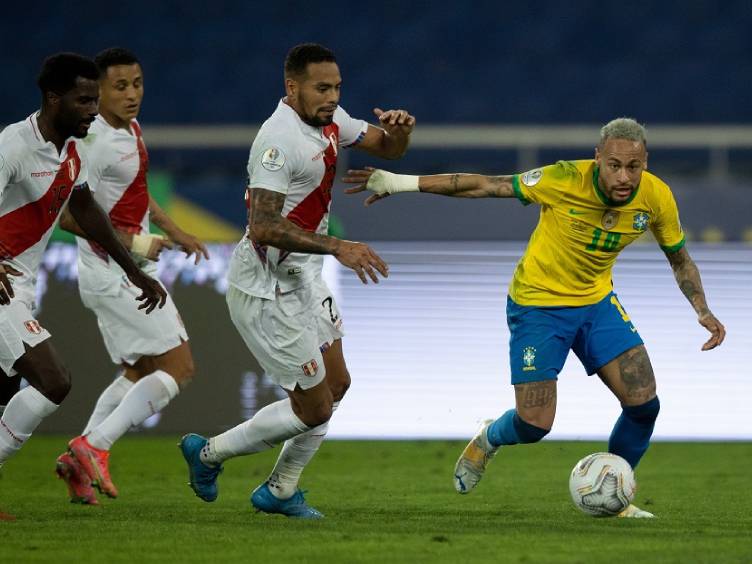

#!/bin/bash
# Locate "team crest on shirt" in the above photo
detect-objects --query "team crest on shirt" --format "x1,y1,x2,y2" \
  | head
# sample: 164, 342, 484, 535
601, 210, 620, 230
522, 346, 537, 372
67, 159, 78, 182
632, 212, 650, 232
261, 147, 286, 171
24, 320, 43, 335
301, 359, 319, 377
521, 168, 543, 187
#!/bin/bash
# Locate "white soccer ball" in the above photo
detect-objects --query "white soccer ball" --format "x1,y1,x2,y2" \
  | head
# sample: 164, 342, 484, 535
569, 452, 636, 517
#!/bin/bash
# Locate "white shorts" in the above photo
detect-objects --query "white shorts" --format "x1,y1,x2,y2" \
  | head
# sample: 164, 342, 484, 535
0, 299, 52, 376
80, 279, 188, 366
226, 278, 344, 391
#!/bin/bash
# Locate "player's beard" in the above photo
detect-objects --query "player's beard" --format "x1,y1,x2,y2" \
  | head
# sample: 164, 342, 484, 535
301, 110, 334, 128
55, 112, 91, 139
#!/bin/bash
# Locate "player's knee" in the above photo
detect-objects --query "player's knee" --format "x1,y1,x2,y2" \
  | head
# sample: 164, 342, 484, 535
175, 357, 195, 388
330, 371, 350, 402
41, 365, 72, 404
303, 400, 334, 427
513, 413, 550, 444
622, 396, 660, 424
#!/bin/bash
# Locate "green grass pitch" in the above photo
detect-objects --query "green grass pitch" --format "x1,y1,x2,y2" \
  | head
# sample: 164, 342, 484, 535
1, 438, 750, 563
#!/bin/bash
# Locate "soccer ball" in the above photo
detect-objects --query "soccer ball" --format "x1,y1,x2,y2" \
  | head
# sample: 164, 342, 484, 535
569, 452, 636, 517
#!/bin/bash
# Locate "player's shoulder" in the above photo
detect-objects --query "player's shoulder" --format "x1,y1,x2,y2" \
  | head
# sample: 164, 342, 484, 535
333, 104, 357, 123
0, 119, 34, 171
639, 169, 674, 203
537, 160, 586, 184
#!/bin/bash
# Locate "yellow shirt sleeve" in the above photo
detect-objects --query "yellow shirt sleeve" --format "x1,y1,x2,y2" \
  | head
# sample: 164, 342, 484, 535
512, 161, 581, 207
650, 182, 685, 253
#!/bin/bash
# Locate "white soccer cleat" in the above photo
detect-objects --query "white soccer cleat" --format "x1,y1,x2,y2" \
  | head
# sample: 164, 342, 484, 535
617, 504, 655, 518
453, 419, 498, 494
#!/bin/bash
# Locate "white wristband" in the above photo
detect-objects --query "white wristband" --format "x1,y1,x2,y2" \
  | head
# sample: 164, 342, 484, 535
131, 233, 163, 257
367, 170, 419, 195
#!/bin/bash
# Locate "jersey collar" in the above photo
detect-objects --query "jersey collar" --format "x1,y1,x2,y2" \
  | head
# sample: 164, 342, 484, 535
592, 165, 640, 207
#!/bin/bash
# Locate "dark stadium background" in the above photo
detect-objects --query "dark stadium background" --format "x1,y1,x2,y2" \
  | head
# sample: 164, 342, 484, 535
1, 1, 750, 439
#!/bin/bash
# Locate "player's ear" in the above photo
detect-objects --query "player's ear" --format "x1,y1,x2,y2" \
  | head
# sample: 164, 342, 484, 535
284, 77, 297, 99
45, 91, 60, 107
594, 145, 600, 161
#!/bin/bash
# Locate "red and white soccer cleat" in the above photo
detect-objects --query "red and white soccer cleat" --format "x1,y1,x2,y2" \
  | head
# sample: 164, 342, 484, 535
68, 436, 118, 499
55, 452, 99, 505
0, 509, 15, 521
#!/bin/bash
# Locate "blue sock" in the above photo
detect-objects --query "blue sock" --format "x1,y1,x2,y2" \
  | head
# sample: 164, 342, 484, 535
608, 397, 660, 469
486, 409, 549, 447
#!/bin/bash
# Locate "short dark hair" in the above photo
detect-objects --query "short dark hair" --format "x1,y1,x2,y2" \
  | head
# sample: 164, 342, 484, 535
284, 43, 336, 78
37, 52, 99, 94
94, 47, 140, 74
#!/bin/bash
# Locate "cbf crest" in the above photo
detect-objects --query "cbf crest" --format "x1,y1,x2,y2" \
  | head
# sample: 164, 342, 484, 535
632, 212, 650, 232
522, 346, 537, 372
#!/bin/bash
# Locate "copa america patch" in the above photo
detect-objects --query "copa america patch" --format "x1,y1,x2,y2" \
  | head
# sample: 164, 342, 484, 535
261, 147, 285, 171
301, 359, 319, 377
521, 168, 543, 187
24, 320, 43, 335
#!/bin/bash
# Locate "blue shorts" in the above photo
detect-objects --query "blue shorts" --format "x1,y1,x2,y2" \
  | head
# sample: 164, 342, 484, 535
507, 292, 644, 384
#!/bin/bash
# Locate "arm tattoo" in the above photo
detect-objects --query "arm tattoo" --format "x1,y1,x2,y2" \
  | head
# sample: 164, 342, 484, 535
616, 347, 656, 400
666, 248, 710, 316
520, 381, 556, 409
249, 188, 338, 255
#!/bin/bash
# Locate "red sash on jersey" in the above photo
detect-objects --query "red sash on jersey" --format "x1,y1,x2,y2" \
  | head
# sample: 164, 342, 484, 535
245, 123, 340, 267
89, 121, 150, 261
286, 123, 338, 232
0, 141, 81, 259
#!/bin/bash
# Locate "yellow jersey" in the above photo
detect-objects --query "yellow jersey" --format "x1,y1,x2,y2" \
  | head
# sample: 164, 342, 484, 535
509, 160, 684, 306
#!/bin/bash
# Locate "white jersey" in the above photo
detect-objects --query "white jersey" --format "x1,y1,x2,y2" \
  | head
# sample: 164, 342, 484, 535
76, 115, 154, 295
227, 99, 367, 298
0, 113, 88, 304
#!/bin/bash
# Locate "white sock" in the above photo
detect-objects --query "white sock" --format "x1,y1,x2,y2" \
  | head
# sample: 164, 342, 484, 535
82, 373, 133, 435
87, 370, 179, 451
201, 398, 310, 466
267, 401, 338, 499
0, 386, 59, 464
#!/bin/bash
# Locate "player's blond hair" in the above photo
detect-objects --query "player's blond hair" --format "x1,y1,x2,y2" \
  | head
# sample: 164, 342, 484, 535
599, 117, 647, 148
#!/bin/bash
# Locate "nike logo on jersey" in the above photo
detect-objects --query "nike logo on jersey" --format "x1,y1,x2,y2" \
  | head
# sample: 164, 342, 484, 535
569, 208, 586, 215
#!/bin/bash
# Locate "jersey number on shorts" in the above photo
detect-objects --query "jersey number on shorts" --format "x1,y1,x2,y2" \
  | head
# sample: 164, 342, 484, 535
321, 296, 338, 323
610, 295, 631, 322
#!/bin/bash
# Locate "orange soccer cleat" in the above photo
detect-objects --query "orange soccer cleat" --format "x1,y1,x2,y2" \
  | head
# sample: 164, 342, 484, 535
68, 436, 118, 499
55, 452, 99, 505
0, 509, 15, 521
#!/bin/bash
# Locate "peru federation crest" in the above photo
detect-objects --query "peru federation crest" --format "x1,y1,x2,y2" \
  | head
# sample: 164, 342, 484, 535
632, 212, 650, 232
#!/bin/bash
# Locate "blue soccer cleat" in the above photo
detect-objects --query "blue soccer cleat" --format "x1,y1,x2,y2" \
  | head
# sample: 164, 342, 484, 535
179, 433, 223, 502
250, 482, 324, 519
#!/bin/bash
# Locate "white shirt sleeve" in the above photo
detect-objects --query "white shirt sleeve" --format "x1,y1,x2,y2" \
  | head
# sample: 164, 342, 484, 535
334, 106, 368, 148
247, 132, 297, 195
80, 133, 109, 192
73, 141, 89, 189
0, 145, 19, 201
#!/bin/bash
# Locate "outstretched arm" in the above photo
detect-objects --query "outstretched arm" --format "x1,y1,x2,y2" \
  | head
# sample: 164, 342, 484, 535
149, 197, 209, 264
343, 167, 515, 206
665, 246, 725, 350
67, 185, 167, 312
355, 109, 416, 160
248, 187, 388, 284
